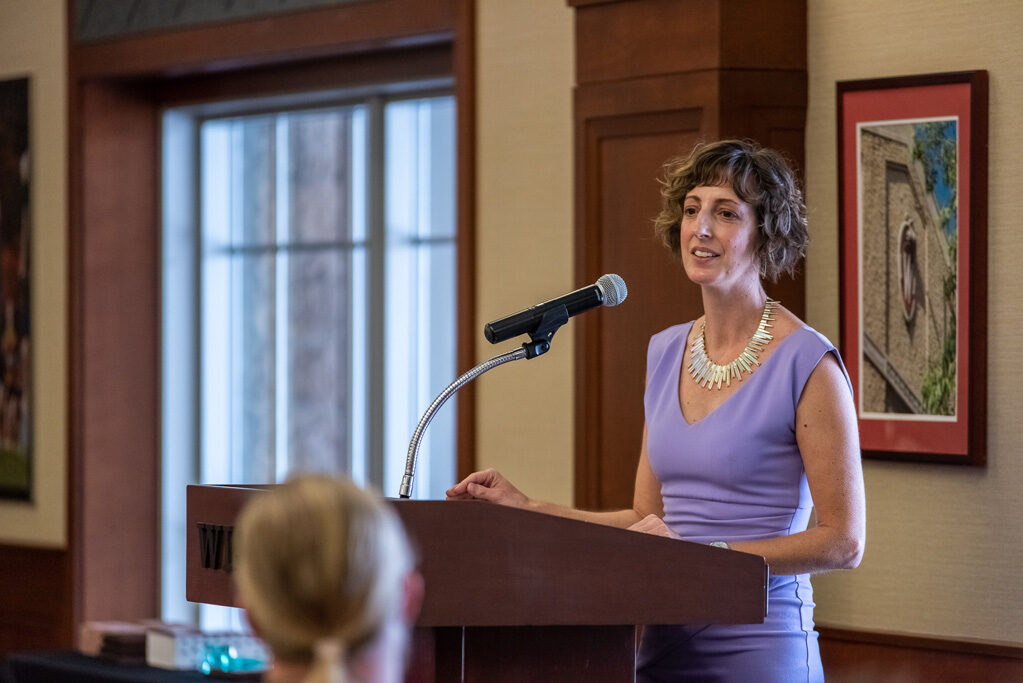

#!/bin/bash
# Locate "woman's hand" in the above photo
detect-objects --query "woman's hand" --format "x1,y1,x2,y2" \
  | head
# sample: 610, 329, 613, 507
627, 513, 679, 540
446, 469, 532, 509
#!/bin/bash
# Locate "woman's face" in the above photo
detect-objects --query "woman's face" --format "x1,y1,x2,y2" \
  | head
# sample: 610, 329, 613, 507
678, 183, 760, 291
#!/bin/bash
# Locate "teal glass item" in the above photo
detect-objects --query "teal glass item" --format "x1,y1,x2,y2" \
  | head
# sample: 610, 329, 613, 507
200, 644, 267, 676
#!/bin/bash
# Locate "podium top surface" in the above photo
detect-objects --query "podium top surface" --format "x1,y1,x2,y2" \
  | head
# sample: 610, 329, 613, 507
186, 485, 767, 627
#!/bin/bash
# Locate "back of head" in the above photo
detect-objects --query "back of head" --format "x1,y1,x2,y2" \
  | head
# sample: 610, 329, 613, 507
235, 475, 414, 683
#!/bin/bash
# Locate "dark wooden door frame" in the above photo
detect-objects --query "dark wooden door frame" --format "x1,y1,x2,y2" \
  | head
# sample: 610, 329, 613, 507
64, 0, 476, 638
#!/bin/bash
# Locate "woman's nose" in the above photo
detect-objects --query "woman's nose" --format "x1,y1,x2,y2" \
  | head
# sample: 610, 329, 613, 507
694, 210, 712, 237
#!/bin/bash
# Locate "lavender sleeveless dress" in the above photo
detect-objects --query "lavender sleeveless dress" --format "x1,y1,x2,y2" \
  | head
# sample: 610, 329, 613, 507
637, 322, 849, 683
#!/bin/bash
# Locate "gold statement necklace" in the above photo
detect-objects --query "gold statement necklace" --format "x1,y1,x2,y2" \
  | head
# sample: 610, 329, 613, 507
688, 299, 778, 390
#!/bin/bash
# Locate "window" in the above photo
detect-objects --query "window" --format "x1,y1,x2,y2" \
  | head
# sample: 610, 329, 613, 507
161, 87, 457, 625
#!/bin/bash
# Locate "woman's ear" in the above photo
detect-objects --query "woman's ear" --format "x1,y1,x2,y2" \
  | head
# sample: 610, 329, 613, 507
402, 570, 425, 625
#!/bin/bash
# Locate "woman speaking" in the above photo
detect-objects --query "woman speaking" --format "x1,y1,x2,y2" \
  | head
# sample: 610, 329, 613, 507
447, 139, 865, 682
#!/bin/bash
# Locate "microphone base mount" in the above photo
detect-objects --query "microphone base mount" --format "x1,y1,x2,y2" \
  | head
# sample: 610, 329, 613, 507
521, 304, 569, 359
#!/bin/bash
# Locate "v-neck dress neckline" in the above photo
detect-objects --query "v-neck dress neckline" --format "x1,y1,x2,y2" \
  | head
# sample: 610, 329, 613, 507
675, 322, 812, 427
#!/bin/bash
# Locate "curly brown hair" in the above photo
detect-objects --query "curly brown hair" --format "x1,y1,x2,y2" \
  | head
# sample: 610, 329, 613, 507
653, 139, 808, 282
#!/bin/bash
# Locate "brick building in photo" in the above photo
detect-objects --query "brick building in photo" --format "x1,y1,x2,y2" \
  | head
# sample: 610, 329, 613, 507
858, 122, 957, 416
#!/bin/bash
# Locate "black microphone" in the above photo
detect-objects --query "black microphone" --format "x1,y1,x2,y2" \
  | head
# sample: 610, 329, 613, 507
484, 274, 628, 344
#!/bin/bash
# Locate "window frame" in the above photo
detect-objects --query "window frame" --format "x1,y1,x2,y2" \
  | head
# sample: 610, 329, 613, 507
162, 84, 458, 625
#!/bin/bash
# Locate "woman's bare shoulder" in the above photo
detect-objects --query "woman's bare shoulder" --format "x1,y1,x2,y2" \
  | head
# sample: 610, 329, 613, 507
771, 303, 805, 342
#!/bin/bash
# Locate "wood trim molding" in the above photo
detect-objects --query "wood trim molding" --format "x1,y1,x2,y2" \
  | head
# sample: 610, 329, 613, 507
453, 0, 477, 480
75, 79, 162, 626
818, 625, 1023, 660
0, 545, 73, 655
567, 0, 629, 8
66, 0, 85, 641
70, 0, 459, 79
818, 625, 1023, 681
156, 44, 454, 108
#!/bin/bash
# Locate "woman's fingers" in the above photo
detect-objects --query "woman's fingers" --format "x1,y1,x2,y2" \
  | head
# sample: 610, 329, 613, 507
447, 469, 511, 500
446, 469, 495, 499
445, 478, 471, 498
628, 514, 675, 538
466, 482, 500, 502
446, 469, 531, 509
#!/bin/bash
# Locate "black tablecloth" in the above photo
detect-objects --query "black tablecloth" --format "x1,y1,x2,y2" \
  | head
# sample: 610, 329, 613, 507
0, 651, 259, 682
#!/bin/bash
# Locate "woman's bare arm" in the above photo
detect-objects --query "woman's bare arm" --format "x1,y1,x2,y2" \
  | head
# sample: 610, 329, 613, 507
725, 353, 866, 574
446, 426, 663, 529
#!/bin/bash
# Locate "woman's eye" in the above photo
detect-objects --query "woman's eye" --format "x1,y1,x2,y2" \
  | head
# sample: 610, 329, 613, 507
683, 206, 697, 216
720, 210, 737, 220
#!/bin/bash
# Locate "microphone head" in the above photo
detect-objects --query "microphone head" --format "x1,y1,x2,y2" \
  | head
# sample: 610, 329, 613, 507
596, 273, 627, 307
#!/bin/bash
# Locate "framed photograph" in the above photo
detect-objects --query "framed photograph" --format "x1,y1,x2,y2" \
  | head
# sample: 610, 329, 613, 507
0, 76, 31, 498
837, 71, 987, 465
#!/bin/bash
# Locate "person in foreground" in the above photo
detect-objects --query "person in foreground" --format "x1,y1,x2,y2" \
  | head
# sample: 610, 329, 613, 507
447, 139, 866, 682
235, 475, 423, 683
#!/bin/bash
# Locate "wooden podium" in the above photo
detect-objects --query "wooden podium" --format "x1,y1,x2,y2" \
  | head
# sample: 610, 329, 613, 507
186, 485, 768, 682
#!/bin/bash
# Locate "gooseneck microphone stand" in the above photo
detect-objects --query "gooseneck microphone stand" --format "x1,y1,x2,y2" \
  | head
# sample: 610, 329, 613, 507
398, 306, 569, 499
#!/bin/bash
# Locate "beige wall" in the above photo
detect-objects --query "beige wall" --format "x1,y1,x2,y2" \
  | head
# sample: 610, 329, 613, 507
0, 0, 67, 547
806, 0, 1023, 643
474, 0, 576, 506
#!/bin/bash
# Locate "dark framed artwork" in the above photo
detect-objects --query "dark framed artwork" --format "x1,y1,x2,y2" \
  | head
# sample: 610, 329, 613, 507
837, 71, 987, 466
0, 76, 31, 498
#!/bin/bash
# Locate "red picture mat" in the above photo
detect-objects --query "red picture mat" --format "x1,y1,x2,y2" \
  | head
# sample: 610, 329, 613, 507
837, 73, 987, 464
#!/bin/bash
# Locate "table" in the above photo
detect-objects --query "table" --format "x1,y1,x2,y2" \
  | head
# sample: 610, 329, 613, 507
0, 651, 259, 682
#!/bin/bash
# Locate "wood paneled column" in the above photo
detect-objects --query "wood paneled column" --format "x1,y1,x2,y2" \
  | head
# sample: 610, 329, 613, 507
569, 0, 808, 510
